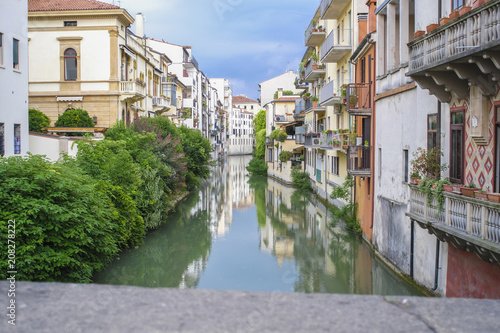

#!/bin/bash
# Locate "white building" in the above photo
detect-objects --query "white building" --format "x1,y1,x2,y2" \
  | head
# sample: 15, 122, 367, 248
0, 0, 29, 157
228, 105, 253, 155
258, 70, 302, 107
233, 95, 260, 115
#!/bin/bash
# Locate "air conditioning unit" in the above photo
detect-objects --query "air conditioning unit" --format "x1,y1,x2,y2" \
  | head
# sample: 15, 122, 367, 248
275, 116, 285, 122
313, 138, 321, 146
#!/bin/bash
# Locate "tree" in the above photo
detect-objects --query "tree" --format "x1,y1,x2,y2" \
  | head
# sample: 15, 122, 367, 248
253, 110, 266, 133
29, 108, 51, 133
55, 108, 95, 128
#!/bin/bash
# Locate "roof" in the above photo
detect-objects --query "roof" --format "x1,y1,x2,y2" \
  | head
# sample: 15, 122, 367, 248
273, 96, 301, 103
28, 0, 119, 11
233, 95, 259, 104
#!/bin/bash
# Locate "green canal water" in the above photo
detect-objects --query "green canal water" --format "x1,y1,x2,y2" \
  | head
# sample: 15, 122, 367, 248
94, 155, 423, 295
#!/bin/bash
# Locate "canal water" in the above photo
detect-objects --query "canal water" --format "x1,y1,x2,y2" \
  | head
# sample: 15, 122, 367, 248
94, 155, 423, 295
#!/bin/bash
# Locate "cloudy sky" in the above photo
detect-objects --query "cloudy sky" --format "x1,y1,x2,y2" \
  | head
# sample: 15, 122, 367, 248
115, 0, 319, 100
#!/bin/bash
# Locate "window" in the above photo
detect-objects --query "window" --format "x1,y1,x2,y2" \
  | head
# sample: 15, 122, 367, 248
14, 124, 21, 154
0, 123, 4, 156
450, 111, 464, 183
13, 38, 19, 70
64, 21, 77, 27
427, 114, 438, 150
0, 33, 3, 66
404, 149, 409, 183
452, 0, 465, 11
361, 58, 366, 84
332, 156, 339, 176
64, 48, 77, 80
251, 105, 254, 110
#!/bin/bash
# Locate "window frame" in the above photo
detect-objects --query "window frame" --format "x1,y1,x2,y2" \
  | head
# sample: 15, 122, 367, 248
64, 48, 78, 81
450, 109, 465, 184
14, 124, 21, 155
13, 38, 19, 70
0, 32, 3, 67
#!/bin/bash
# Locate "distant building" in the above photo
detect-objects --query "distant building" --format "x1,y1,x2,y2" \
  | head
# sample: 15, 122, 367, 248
228, 105, 253, 156
258, 70, 303, 107
233, 95, 260, 115
0, 0, 29, 157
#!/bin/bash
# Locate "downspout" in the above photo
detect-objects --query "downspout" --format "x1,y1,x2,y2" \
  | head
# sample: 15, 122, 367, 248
431, 238, 440, 291
369, 39, 376, 229
410, 219, 414, 278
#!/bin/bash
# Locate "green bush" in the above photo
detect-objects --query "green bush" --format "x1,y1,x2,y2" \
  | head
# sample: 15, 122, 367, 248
254, 129, 266, 160
0, 155, 120, 283
253, 110, 266, 133
291, 165, 311, 191
270, 129, 287, 142
330, 175, 361, 233
279, 150, 293, 163
55, 108, 95, 128
246, 157, 268, 176
29, 108, 51, 133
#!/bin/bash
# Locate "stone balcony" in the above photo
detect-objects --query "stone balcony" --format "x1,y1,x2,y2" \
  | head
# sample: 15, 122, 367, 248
407, 185, 500, 264
119, 81, 146, 102
152, 96, 171, 112
407, 1, 500, 103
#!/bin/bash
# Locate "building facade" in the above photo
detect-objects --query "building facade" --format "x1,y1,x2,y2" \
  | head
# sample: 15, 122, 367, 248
258, 70, 303, 107
1, 0, 29, 157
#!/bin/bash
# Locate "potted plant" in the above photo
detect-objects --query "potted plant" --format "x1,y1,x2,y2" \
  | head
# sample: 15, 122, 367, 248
303, 92, 311, 100
488, 193, 500, 203
364, 140, 369, 147
311, 96, 319, 108
449, 9, 460, 20
459, 6, 472, 16
440, 16, 450, 26
410, 171, 421, 185
410, 147, 447, 180
461, 182, 480, 197
414, 30, 425, 39
349, 95, 358, 108
426, 22, 439, 33
317, 25, 324, 32
475, 190, 488, 200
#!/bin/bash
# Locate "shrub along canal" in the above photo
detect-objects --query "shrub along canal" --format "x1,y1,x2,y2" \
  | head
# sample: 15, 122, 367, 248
94, 155, 423, 295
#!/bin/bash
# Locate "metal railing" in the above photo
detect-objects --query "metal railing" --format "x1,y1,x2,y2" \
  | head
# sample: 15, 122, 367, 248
347, 146, 371, 174
320, 29, 352, 62
305, 21, 326, 45
346, 83, 371, 114
409, 1, 500, 72
304, 60, 325, 79
183, 54, 199, 69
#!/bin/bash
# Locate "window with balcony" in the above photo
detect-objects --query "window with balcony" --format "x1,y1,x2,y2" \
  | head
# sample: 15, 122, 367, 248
450, 110, 464, 183
64, 48, 77, 80
13, 38, 19, 70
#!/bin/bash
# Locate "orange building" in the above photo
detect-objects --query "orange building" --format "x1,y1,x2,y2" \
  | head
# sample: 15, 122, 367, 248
348, 1, 377, 241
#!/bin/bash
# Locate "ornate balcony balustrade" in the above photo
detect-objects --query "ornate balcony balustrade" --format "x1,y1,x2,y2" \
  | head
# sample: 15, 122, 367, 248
119, 81, 146, 102
407, 185, 500, 264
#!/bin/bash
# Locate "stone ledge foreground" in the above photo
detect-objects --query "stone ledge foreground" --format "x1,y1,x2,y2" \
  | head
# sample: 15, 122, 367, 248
1, 282, 500, 332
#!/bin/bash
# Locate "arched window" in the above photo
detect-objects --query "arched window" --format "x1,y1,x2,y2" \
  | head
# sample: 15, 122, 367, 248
64, 48, 77, 81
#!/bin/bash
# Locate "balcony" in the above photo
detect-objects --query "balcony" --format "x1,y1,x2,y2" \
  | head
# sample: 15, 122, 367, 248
407, 1, 500, 103
295, 133, 305, 145
304, 133, 321, 148
320, 29, 351, 63
347, 146, 371, 177
295, 77, 309, 89
346, 83, 372, 116
320, 0, 351, 20
275, 115, 295, 123
119, 81, 146, 102
320, 81, 342, 106
304, 60, 326, 83
305, 21, 326, 47
266, 137, 274, 146
152, 96, 171, 112
407, 185, 500, 265
183, 54, 199, 69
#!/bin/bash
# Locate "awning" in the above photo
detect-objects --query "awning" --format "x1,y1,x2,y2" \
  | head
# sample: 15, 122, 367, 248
57, 96, 83, 102
279, 121, 301, 129
292, 145, 305, 151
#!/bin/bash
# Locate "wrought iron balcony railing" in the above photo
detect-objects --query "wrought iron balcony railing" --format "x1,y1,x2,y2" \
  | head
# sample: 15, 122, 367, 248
347, 145, 371, 176
346, 83, 372, 116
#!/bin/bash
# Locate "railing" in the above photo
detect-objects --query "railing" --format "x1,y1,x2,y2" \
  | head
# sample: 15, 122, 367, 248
304, 60, 325, 80
304, 133, 321, 147
295, 98, 313, 116
347, 146, 371, 175
295, 134, 305, 144
320, 29, 352, 63
305, 21, 326, 46
346, 83, 371, 114
409, 1, 500, 72
127, 36, 144, 55
408, 186, 500, 257
120, 81, 146, 96
265, 137, 274, 146
295, 77, 308, 89
152, 96, 170, 108
319, 81, 342, 106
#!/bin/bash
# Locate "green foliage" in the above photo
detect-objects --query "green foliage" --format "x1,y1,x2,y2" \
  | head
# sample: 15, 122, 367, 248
270, 129, 287, 142
0, 155, 120, 283
55, 108, 95, 128
253, 110, 266, 133
330, 175, 361, 233
29, 108, 51, 133
273, 90, 295, 99
291, 165, 311, 191
279, 150, 293, 163
246, 157, 268, 176
411, 147, 447, 179
255, 129, 266, 160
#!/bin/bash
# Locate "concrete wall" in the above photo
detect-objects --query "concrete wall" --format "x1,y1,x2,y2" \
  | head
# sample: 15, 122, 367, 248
29, 133, 79, 161
1, 0, 29, 157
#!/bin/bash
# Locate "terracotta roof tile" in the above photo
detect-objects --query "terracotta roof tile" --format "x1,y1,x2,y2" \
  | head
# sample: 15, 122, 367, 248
274, 96, 300, 102
233, 95, 259, 104
28, 0, 119, 11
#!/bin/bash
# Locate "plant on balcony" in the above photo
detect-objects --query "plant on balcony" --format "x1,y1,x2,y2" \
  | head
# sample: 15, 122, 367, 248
279, 150, 293, 163
410, 147, 447, 179
160, 94, 166, 98
449, 9, 460, 20
475, 190, 488, 201
319, 64, 326, 70
303, 92, 311, 100
317, 25, 324, 32
270, 129, 287, 142
426, 22, 439, 33
135, 78, 145, 86
459, 6, 471, 16
410, 171, 421, 185
311, 50, 319, 63
461, 182, 480, 197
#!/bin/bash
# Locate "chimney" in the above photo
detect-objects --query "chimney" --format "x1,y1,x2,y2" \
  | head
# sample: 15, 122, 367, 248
136, 13, 144, 37
277, 88, 283, 99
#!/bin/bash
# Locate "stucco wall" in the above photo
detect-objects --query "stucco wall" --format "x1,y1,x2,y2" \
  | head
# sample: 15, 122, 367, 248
29, 133, 79, 161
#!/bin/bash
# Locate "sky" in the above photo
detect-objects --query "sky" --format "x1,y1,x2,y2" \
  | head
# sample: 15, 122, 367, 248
114, 0, 320, 100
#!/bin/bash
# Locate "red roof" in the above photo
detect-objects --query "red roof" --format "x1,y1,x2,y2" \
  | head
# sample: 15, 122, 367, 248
28, 0, 119, 11
233, 95, 258, 104
274, 96, 300, 102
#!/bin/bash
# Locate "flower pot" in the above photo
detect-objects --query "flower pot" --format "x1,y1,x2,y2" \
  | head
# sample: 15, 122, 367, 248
440, 17, 450, 26
459, 6, 472, 16
311, 101, 318, 108
488, 193, 500, 203
442, 184, 454, 192
426, 23, 439, 33
475, 191, 488, 200
449, 11, 460, 20
460, 187, 480, 197
414, 30, 425, 39
473, 0, 487, 9
312, 64, 319, 70
411, 177, 421, 185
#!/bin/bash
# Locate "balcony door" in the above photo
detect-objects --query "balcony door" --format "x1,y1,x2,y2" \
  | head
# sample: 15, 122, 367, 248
450, 110, 464, 183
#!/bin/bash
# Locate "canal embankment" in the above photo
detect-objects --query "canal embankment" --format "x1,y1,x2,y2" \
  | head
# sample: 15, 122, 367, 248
2, 281, 499, 332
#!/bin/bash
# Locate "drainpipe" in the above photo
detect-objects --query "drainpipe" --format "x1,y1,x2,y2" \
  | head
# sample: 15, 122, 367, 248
410, 220, 414, 278
431, 238, 440, 291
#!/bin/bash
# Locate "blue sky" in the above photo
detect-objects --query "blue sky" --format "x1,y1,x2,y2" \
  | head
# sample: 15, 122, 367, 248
117, 0, 319, 100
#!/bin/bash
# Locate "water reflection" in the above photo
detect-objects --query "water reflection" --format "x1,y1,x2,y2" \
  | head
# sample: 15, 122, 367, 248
94, 156, 422, 296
